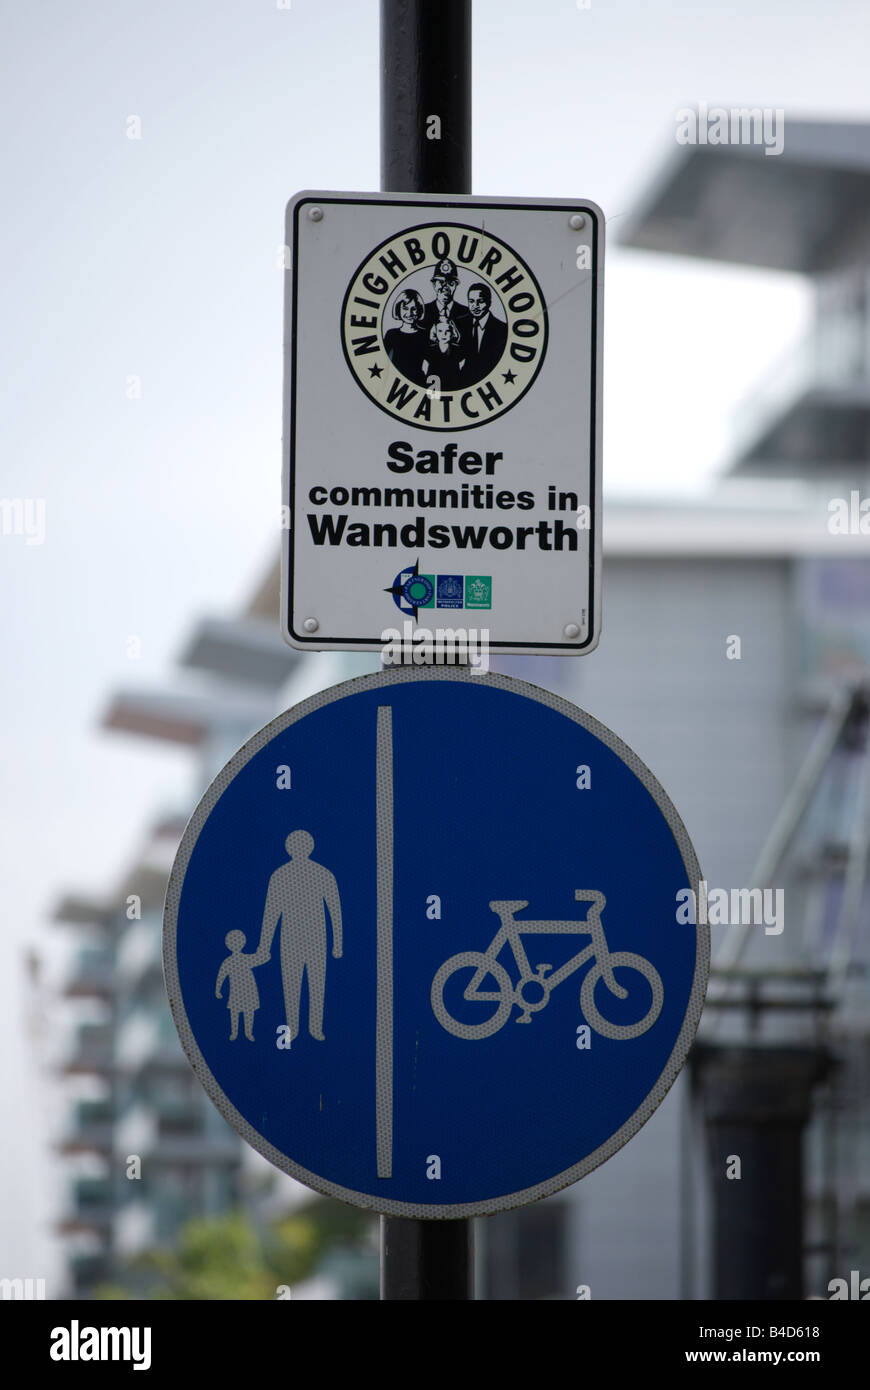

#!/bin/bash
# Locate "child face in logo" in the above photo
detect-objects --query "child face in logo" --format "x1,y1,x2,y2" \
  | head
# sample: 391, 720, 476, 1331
433, 320, 454, 351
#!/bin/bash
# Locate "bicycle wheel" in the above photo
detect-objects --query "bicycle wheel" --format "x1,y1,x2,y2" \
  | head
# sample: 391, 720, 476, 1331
580, 951, 664, 1040
431, 951, 514, 1040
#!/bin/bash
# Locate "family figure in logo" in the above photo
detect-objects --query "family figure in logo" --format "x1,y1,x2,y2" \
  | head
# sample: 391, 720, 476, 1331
383, 257, 508, 390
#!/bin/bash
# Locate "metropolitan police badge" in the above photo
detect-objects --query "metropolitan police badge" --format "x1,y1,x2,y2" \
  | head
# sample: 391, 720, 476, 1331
340, 223, 548, 431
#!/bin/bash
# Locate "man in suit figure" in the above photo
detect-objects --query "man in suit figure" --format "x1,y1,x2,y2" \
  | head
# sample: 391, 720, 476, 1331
461, 283, 508, 384
421, 258, 471, 336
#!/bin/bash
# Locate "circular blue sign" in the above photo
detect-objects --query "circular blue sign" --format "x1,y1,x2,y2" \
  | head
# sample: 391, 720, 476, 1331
163, 669, 707, 1217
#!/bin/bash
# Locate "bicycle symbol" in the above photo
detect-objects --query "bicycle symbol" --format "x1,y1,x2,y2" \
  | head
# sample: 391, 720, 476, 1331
430, 891, 664, 1041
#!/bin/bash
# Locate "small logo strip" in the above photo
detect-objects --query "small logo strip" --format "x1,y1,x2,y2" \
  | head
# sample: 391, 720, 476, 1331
386, 564, 491, 617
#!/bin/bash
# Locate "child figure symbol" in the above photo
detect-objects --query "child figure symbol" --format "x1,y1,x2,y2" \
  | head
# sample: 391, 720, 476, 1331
215, 930, 260, 1041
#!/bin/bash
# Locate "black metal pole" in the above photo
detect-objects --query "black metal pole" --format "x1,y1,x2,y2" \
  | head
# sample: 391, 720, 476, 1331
381, 0, 471, 195
380, 1216, 474, 1300
379, 0, 474, 1301
690, 1043, 830, 1299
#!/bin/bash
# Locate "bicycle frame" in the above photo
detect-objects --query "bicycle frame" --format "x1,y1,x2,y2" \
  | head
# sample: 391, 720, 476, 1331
486, 890, 625, 999
431, 888, 663, 1042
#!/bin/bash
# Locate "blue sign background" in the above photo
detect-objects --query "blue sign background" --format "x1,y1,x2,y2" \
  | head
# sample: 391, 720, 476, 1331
165, 670, 706, 1217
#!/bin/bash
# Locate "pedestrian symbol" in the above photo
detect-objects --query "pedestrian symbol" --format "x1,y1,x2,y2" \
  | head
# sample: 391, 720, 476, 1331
252, 830, 343, 1042
215, 932, 260, 1041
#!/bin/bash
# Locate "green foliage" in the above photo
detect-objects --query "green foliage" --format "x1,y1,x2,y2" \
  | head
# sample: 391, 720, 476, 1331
96, 1200, 377, 1301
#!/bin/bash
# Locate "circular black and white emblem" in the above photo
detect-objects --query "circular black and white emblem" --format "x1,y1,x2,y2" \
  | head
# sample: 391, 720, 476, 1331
341, 223, 548, 431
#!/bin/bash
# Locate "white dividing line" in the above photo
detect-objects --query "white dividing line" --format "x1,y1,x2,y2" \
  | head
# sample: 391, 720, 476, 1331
376, 705, 394, 1178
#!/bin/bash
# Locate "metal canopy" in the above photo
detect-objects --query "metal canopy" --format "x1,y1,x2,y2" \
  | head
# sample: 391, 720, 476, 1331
179, 617, 299, 691
731, 388, 870, 475
619, 121, 870, 274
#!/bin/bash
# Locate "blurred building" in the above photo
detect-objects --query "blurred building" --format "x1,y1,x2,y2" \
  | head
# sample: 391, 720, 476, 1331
54, 891, 117, 1293
480, 116, 870, 1300
576, 112, 870, 1302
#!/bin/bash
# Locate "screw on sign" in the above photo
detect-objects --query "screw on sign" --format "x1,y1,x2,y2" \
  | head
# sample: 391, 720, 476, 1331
163, 669, 708, 1217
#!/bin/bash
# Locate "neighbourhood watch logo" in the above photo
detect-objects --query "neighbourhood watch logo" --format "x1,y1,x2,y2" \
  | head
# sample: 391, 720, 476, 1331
341, 223, 548, 430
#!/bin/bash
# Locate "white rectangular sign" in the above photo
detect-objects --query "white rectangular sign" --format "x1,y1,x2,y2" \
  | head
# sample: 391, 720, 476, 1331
282, 190, 603, 655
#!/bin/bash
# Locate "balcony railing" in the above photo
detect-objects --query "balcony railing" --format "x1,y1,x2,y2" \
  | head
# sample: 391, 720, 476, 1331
116, 1007, 188, 1074
61, 1024, 113, 1075
58, 1177, 114, 1235
729, 320, 870, 470
57, 1122, 113, 1156
63, 948, 116, 999
117, 917, 162, 985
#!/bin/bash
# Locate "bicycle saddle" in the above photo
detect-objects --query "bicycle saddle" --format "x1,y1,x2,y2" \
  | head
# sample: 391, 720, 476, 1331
489, 899, 529, 914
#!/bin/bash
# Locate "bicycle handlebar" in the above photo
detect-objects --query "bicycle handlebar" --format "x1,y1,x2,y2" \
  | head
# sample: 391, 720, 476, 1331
489, 891, 606, 920
574, 889, 606, 911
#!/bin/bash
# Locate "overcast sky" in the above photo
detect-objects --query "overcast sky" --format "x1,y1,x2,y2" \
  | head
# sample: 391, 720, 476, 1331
2, 0, 868, 1280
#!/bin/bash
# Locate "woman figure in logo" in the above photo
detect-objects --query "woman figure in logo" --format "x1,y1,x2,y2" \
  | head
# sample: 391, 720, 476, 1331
384, 289, 428, 385
422, 316, 466, 393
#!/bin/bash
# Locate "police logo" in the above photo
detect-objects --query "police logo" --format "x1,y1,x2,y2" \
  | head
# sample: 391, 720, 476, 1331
341, 223, 548, 431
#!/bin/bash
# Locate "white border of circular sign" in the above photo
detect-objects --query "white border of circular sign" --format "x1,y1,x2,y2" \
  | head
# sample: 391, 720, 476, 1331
163, 668, 708, 1219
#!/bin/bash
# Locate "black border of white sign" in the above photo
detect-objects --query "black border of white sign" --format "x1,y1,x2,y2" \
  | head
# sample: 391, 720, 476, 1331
281, 191, 604, 656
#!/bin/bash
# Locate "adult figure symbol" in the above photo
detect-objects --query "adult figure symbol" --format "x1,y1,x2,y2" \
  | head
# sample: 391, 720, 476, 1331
253, 830, 343, 1041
